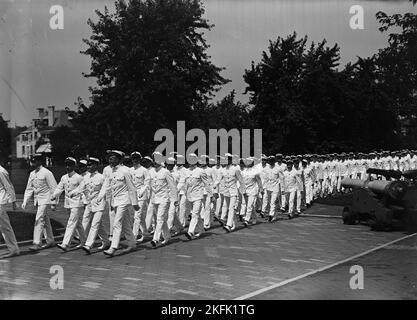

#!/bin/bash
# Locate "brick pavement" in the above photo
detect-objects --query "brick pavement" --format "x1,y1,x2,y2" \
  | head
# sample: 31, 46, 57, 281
250, 235, 417, 299
0, 208, 410, 300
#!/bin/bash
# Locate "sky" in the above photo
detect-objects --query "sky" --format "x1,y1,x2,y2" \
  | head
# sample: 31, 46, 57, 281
0, 0, 415, 126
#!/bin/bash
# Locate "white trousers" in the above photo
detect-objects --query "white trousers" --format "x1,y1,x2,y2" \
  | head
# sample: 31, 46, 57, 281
106, 198, 115, 236
240, 194, 257, 222
305, 181, 313, 205
133, 200, 148, 238
202, 194, 212, 228
267, 191, 279, 217
82, 205, 92, 235
222, 196, 237, 229
337, 176, 346, 192
167, 200, 182, 231
188, 199, 204, 235
111, 204, 135, 249
261, 191, 270, 214
33, 204, 54, 246
178, 194, 188, 227
145, 201, 156, 232
216, 194, 225, 219
286, 190, 302, 213
0, 205, 19, 253
85, 210, 109, 247
62, 207, 86, 246
152, 201, 170, 242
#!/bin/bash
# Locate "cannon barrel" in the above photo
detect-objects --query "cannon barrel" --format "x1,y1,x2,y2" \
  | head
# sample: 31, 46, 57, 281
341, 178, 408, 200
366, 168, 402, 180
402, 170, 417, 180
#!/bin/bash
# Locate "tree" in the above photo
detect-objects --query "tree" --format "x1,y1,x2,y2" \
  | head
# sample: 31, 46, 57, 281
244, 33, 347, 154
49, 126, 81, 163
194, 90, 252, 130
72, 0, 229, 155
0, 115, 11, 164
375, 0, 417, 148
244, 5, 416, 155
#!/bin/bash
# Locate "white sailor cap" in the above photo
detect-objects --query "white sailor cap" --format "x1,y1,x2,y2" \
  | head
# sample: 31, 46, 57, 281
198, 155, 209, 164
152, 151, 163, 164
209, 158, 216, 165
130, 151, 142, 159
166, 157, 176, 164
143, 156, 153, 162
31, 153, 43, 159
79, 159, 88, 166
107, 150, 125, 158
88, 157, 100, 164
187, 153, 198, 164
65, 157, 77, 165
224, 153, 233, 158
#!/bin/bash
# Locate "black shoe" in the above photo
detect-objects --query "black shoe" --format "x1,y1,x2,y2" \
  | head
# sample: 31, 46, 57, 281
268, 216, 273, 222
28, 244, 42, 252
223, 225, 232, 233
260, 212, 265, 218
103, 248, 117, 256
288, 213, 293, 220
57, 243, 69, 252
239, 215, 244, 222
218, 219, 226, 226
81, 246, 91, 255
243, 221, 249, 228
150, 240, 158, 248
213, 216, 219, 222
185, 232, 194, 240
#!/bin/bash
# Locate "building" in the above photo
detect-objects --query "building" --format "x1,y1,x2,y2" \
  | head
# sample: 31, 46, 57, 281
15, 106, 72, 159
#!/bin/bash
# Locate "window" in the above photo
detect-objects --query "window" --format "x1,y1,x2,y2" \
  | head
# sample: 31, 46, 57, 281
22, 146, 25, 155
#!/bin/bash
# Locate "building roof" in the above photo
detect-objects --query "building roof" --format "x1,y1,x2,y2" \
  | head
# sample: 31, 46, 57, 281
36, 143, 52, 154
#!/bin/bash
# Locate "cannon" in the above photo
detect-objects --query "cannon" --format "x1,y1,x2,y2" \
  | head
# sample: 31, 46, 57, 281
402, 170, 417, 180
366, 168, 402, 180
340, 177, 417, 231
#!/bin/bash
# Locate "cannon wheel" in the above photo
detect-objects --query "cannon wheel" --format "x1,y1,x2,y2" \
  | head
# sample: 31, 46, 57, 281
342, 207, 357, 225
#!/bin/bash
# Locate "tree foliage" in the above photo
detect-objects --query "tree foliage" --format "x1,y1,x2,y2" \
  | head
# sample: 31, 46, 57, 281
72, 0, 229, 155
49, 126, 81, 163
71, 0, 416, 156
244, 2, 416, 155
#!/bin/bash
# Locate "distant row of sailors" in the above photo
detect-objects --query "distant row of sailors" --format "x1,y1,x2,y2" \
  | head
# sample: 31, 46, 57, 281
1, 149, 415, 258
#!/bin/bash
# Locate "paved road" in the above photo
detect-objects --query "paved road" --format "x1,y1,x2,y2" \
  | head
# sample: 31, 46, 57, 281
0, 205, 413, 300
250, 235, 417, 300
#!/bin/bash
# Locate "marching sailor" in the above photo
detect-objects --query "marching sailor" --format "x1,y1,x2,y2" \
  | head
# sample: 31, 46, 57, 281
130, 151, 151, 242
240, 157, 263, 226
0, 164, 19, 258
97, 150, 139, 256
68, 157, 110, 254
148, 152, 178, 247
166, 157, 183, 236
22, 154, 58, 251
52, 157, 86, 251
183, 153, 213, 240
79, 159, 93, 236
217, 153, 246, 232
